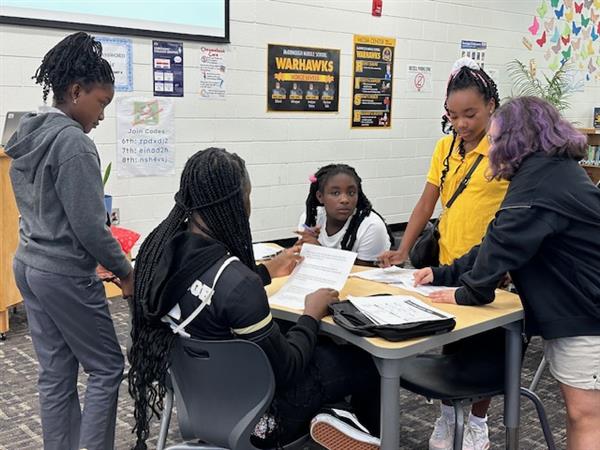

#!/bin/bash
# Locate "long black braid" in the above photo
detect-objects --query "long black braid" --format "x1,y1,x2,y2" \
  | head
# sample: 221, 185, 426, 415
304, 164, 394, 252
33, 31, 114, 103
128, 148, 256, 449
438, 65, 499, 191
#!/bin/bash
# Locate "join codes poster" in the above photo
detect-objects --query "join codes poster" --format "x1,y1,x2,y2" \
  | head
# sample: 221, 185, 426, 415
351, 35, 396, 129
267, 44, 340, 112
116, 97, 175, 177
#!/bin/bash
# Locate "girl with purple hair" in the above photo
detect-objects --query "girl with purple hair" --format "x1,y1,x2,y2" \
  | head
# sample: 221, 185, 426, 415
414, 96, 600, 450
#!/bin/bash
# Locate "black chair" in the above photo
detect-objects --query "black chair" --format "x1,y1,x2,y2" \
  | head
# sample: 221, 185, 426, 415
399, 353, 556, 450
157, 337, 309, 450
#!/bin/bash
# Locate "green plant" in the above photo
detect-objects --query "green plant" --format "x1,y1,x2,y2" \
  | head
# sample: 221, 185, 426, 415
506, 59, 575, 112
102, 162, 112, 188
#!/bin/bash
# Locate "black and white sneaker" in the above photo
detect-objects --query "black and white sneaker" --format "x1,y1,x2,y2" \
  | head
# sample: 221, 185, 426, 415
310, 408, 380, 450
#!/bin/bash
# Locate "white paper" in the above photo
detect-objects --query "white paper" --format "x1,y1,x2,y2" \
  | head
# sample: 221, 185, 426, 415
348, 295, 454, 326
253, 243, 281, 260
269, 244, 357, 309
351, 266, 454, 296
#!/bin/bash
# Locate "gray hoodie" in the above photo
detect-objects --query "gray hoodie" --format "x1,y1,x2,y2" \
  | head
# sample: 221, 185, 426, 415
5, 112, 131, 279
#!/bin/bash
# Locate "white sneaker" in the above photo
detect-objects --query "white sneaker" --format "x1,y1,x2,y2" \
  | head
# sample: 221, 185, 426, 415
310, 408, 380, 450
462, 420, 490, 450
429, 416, 455, 450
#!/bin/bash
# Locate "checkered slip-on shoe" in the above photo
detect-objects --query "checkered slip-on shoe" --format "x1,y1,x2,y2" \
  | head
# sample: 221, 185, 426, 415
310, 408, 380, 450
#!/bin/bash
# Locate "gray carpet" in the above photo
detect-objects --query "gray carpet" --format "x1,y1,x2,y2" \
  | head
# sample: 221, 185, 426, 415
0, 299, 566, 449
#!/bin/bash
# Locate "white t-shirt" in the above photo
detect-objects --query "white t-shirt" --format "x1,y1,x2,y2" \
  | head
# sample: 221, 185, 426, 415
298, 207, 391, 262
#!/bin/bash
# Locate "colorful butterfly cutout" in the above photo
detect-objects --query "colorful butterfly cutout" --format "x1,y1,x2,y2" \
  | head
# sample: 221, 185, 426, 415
588, 40, 595, 55
563, 22, 571, 36
549, 56, 560, 71
562, 46, 572, 59
591, 8, 599, 23
537, 1, 549, 17
565, 0, 573, 7
565, 8, 573, 22
584, 0, 593, 7
555, 4, 565, 19
581, 15, 590, 27
529, 16, 540, 35
595, 0, 600, 8
545, 18, 555, 32
545, 48, 553, 60
572, 21, 582, 35
551, 27, 560, 42
573, 37, 582, 49
562, 34, 571, 45
536, 31, 547, 46
522, 36, 534, 50
552, 40, 562, 53
592, 26, 599, 41
551, 0, 559, 6
589, 58, 597, 73
575, 2, 584, 12
582, 26, 591, 39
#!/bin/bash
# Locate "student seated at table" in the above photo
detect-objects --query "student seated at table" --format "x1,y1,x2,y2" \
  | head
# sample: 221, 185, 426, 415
414, 97, 600, 450
128, 148, 382, 450
296, 164, 394, 266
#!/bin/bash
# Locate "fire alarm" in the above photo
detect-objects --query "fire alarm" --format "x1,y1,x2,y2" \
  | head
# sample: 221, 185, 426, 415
372, 0, 382, 16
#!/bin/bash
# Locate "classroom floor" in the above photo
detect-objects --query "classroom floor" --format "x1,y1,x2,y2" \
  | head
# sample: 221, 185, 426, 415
1, 299, 567, 450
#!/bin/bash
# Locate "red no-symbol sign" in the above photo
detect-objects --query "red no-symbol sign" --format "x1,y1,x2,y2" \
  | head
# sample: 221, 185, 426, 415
414, 72, 425, 91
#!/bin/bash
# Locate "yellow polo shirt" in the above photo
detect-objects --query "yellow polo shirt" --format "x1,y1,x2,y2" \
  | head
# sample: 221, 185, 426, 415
426, 135, 509, 265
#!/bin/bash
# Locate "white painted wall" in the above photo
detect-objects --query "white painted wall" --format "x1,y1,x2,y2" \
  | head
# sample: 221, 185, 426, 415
1, 0, 598, 251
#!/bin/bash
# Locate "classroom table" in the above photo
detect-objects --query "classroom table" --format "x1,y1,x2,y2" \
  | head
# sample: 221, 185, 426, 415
265, 269, 524, 450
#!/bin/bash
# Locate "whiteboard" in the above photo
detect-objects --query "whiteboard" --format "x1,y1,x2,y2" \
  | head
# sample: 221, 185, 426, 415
0, 0, 229, 42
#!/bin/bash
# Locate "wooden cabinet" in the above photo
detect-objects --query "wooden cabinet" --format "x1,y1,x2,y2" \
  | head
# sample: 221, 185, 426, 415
579, 128, 600, 185
0, 149, 22, 339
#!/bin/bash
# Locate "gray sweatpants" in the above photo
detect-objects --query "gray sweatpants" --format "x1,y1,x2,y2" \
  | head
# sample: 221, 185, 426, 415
13, 259, 124, 450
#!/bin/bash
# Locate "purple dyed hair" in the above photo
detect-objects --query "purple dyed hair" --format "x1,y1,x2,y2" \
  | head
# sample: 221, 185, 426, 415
488, 96, 587, 180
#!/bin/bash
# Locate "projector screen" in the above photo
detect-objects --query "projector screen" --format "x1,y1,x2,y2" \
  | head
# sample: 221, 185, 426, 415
0, 0, 229, 42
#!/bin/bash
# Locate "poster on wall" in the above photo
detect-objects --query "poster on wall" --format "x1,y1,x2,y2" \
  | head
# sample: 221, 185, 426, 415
96, 36, 133, 92
406, 64, 432, 94
153, 40, 184, 97
459, 40, 487, 68
267, 44, 340, 112
351, 34, 396, 129
199, 46, 226, 100
116, 97, 175, 177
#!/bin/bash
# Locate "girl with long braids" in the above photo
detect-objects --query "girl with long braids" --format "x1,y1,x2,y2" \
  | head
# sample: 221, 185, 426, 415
379, 58, 508, 450
296, 164, 393, 265
5, 32, 133, 450
129, 148, 381, 450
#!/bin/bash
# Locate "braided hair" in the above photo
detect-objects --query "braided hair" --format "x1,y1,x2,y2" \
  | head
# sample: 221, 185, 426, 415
128, 148, 255, 449
438, 65, 499, 190
304, 164, 394, 252
33, 31, 114, 103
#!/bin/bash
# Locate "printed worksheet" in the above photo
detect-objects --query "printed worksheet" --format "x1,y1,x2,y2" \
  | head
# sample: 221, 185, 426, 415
253, 243, 281, 260
348, 295, 454, 325
351, 267, 455, 296
269, 244, 357, 309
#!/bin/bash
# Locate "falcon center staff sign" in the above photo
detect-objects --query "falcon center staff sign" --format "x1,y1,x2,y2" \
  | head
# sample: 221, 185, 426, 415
351, 35, 396, 128
267, 44, 340, 112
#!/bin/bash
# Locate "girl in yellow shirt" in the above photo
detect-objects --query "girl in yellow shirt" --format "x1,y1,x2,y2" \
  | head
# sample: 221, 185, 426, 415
380, 58, 508, 450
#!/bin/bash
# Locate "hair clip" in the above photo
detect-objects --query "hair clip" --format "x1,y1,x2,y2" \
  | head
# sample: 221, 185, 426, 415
308, 174, 317, 183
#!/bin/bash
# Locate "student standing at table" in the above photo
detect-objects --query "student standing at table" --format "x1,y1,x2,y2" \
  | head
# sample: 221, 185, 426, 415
414, 96, 600, 450
5, 32, 133, 450
379, 58, 508, 450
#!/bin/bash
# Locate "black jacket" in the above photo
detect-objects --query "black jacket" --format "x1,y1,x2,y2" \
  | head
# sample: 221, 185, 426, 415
148, 231, 320, 388
432, 154, 600, 339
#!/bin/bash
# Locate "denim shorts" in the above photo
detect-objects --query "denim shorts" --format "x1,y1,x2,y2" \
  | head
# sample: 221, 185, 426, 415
543, 336, 600, 390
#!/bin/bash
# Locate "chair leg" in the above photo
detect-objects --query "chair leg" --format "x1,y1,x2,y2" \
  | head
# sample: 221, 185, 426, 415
157, 387, 174, 450
453, 403, 465, 450
529, 356, 547, 392
519, 387, 556, 450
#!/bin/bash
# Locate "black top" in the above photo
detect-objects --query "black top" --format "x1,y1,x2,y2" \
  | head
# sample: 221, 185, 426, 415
149, 231, 319, 388
432, 154, 600, 339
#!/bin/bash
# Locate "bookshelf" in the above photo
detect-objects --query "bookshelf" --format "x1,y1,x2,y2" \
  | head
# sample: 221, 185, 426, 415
579, 128, 600, 185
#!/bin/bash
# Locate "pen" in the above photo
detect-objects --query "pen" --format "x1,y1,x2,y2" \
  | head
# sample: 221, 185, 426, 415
302, 223, 317, 236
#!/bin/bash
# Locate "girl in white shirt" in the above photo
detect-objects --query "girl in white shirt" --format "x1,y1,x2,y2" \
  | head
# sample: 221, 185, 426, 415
297, 164, 393, 265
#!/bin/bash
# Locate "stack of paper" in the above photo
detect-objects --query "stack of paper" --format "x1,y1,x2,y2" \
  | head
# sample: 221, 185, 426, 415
253, 243, 281, 260
348, 295, 454, 326
351, 266, 455, 296
269, 244, 357, 309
